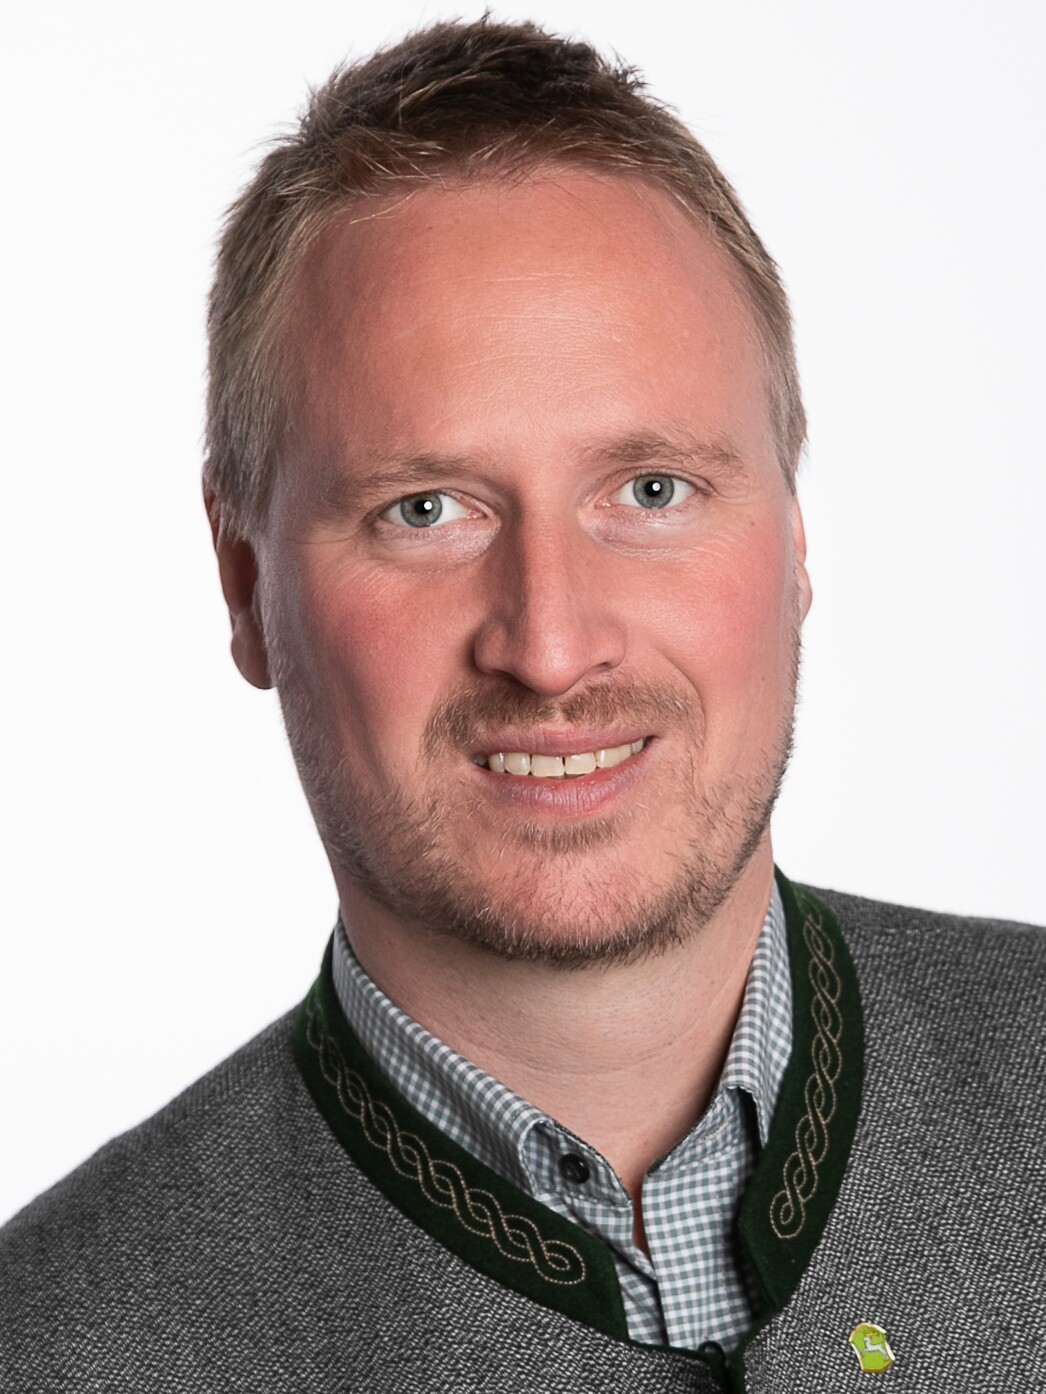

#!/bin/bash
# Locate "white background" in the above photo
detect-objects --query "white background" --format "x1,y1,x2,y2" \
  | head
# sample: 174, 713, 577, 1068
2, 1, 1043, 1224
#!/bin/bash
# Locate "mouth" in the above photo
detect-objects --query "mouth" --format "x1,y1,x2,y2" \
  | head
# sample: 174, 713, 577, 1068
471, 737, 650, 779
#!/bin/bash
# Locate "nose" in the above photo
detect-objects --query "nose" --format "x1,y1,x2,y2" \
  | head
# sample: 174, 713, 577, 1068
471, 518, 627, 695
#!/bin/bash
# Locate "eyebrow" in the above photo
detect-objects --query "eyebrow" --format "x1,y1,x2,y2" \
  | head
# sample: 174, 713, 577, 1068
580, 430, 747, 477
313, 430, 746, 515
312, 453, 475, 517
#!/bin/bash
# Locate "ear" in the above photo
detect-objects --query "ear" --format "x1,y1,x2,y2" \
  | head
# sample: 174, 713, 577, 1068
790, 496, 813, 622
204, 484, 273, 690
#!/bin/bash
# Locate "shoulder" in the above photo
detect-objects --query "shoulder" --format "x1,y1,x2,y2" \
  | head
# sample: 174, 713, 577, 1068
0, 1007, 360, 1386
0, 1003, 298, 1236
2, 1007, 304, 1235
808, 880, 1045, 947
806, 881, 1046, 989
743, 887, 1046, 1382
801, 879, 1046, 1094
0, 1001, 660, 1393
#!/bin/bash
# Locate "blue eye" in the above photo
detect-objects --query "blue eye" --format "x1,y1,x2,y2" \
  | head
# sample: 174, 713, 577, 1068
612, 475, 695, 509
383, 492, 470, 528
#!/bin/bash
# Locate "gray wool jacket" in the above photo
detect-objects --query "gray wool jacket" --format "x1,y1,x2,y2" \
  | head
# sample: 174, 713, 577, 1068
2, 876, 1045, 1393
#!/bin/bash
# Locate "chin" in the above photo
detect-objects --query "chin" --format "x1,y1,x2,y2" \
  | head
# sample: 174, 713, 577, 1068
341, 804, 764, 970
415, 865, 741, 969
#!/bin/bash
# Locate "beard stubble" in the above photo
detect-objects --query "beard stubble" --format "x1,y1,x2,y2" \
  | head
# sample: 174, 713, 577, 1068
268, 628, 801, 969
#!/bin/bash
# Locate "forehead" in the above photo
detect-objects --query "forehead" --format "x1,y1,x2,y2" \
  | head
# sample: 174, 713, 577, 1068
285, 170, 774, 476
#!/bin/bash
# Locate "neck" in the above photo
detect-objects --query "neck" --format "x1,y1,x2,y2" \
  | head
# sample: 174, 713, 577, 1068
337, 847, 775, 1202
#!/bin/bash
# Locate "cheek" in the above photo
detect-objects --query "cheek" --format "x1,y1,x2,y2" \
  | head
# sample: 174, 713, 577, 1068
651, 526, 796, 708
283, 562, 460, 753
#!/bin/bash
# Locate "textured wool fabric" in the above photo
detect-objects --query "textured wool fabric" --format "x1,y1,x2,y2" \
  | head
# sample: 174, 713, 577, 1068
0, 1017, 717, 1394
740, 887, 1046, 1390
332, 884, 792, 1350
2, 885, 1045, 1392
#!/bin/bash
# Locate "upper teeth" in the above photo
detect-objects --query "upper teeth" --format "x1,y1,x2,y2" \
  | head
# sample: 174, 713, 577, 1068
477, 740, 646, 778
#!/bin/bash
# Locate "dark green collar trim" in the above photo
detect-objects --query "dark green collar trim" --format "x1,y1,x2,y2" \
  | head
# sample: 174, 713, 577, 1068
291, 872, 863, 1378
729, 871, 865, 1385
293, 940, 629, 1340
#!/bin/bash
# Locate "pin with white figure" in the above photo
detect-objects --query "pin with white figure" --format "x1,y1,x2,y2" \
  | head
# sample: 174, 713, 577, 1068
849, 1322, 896, 1374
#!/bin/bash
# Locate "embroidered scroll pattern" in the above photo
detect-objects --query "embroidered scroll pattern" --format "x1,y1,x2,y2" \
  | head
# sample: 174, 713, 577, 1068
306, 1003, 587, 1286
769, 898, 843, 1239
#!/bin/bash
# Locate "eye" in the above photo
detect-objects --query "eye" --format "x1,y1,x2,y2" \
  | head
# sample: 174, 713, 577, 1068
612, 474, 696, 510
382, 491, 472, 528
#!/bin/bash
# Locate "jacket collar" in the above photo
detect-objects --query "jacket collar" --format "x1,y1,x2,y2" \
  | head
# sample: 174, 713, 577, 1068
293, 870, 864, 1384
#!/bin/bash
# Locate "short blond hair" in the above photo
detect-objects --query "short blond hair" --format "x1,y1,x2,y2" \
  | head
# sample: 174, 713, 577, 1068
205, 17, 805, 536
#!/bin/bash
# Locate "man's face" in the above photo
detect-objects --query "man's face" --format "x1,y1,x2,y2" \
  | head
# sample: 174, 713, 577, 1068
247, 171, 810, 965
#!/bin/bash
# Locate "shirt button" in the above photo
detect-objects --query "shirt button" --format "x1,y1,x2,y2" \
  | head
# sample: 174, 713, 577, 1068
559, 1152, 591, 1184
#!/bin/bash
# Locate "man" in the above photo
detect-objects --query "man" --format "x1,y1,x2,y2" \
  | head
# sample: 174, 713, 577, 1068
2, 17, 1043, 1392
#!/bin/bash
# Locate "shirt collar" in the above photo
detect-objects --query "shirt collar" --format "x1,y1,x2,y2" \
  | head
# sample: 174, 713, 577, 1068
330, 880, 791, 1188
330, 924, 543, 1189
718, 880, 792, 1147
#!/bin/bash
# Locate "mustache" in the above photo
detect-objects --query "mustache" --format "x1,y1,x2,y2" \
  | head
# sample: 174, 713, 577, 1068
424, 679, 695, 755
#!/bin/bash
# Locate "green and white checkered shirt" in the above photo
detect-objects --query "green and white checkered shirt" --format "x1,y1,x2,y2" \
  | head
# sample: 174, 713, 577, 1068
331, 884, 792, 1352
